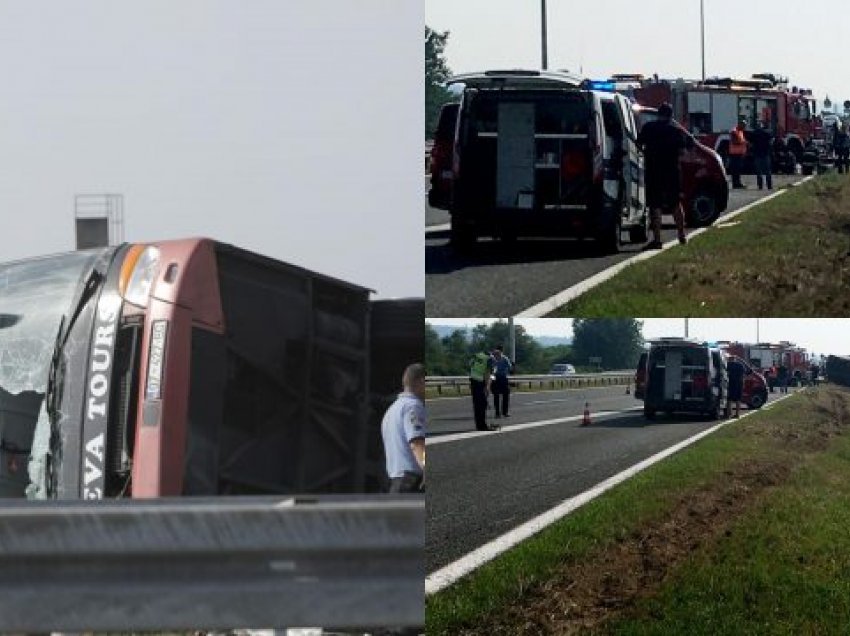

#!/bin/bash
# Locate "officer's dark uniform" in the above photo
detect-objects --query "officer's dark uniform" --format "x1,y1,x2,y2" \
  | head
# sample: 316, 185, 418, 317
469, 352, 492, 431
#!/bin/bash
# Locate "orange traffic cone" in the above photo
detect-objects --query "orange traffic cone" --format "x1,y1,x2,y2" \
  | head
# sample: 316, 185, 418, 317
582, 402, 592, 426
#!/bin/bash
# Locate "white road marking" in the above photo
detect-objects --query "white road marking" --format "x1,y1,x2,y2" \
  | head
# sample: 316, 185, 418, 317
516, 177, 814, 317
425, 392, 797, 595
427, 407, 643, 446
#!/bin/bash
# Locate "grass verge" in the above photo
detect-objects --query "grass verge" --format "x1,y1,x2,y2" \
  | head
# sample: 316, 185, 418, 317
426, 385, 850, 635
553, 175, 850, 316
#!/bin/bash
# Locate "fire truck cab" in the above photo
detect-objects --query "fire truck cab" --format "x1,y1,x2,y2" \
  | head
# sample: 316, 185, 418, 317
633, 73, 816, 165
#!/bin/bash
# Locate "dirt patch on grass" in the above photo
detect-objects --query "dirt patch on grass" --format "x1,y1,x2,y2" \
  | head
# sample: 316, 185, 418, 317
475, 460, 790, 636
467, 388, 850, 636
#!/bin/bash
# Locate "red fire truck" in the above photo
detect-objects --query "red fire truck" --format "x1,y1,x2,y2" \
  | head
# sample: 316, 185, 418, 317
720, 341, 809, 390
630, 73, 817, 163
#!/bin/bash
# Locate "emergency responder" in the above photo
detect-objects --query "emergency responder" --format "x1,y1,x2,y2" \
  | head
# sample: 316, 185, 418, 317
751, 121, 773, 190
381, 363, 426, 493
778, 364, 789, 394
726, 356, 745, 418
728, 120, 749, 189
834, 124, 850, 174
636, 102, 694, 249
490, 345, 514, 418
469, 350, 494, 431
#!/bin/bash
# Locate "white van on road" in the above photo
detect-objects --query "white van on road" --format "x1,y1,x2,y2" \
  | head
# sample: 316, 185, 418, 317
445, 69, 649, 253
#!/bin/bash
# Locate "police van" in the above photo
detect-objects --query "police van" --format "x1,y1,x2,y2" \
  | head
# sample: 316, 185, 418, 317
442, 69, 648, 253
641, 338, 728, 420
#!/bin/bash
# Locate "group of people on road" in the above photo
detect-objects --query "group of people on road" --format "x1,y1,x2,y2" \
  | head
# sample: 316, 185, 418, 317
468, 345, 514, 431
637, 104, 850, 253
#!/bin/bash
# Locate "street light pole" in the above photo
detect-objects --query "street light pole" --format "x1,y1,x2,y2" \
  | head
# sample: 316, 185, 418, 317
508, 317, 517, 363
541, 0, 548, 70
700, 0, 706, 81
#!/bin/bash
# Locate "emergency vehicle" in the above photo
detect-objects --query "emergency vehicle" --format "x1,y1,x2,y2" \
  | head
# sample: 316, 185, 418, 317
439, 69, 650, 253
720, 341, 809, 390
636, 346, 767, 410
640, 338, 727, 420
630, 73, 817, 163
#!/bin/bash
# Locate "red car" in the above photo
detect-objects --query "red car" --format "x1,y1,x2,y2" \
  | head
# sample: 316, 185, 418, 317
634, 105, 729, 227
726, 354, 769, 409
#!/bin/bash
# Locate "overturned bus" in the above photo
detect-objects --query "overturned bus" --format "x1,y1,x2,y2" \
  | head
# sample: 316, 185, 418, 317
0, 238, 419, 499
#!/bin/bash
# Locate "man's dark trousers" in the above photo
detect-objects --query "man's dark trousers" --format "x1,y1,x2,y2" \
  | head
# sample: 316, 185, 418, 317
470, 378, 488, 430
492, 376, 510, 416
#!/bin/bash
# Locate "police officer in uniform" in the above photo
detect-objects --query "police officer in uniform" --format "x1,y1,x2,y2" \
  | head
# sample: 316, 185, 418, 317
469, 350, 494, 431
490, 345, 514, 418
381, 363, 426, 493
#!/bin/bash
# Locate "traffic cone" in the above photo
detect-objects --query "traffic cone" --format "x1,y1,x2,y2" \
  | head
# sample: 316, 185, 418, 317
582, 402, 592, 426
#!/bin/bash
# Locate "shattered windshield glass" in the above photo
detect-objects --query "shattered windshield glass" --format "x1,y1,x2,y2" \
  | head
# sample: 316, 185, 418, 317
0, 250, 103, 497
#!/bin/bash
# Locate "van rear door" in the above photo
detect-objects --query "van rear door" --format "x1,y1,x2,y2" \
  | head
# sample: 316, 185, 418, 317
615, 94, 646, 223
450, 71, 594, 214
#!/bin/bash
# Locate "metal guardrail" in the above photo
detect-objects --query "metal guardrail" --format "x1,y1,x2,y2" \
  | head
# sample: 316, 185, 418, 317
0, 495, 423, 632
427, 372, 633, 395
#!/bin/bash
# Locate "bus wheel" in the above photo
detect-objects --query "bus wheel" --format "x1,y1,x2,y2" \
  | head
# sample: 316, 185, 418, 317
644, 405, 656, 420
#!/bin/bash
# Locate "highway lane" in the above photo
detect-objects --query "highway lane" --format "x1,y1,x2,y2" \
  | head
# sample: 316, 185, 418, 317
428, 383, 636, 437
425, 385, 795, 573
425, 174, 800, 315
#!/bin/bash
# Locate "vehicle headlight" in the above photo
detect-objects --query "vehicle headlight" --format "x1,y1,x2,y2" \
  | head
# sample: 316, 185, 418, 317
119, 245, 161, 307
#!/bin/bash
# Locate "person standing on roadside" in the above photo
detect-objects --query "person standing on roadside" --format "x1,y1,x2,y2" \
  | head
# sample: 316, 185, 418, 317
490, 345, 514, 419
751, 121, 774, 190
778, 363, 789, 394
636, 102, 694, 249
728, 120, 749, 189
468, 350, 494, 431
834, 124, 850, 174
811, 362, 820, 386
726, 356, 745, 418
381, 363, 426, 493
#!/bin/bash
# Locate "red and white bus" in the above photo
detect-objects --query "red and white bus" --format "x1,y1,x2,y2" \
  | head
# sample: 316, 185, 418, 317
0, 238, 419, 500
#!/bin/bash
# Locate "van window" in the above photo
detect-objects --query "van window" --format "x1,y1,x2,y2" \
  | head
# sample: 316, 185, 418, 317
602, 101, 623, 138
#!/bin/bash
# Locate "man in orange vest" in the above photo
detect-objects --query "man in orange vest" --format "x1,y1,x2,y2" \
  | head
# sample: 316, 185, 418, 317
728, 121, 749, 189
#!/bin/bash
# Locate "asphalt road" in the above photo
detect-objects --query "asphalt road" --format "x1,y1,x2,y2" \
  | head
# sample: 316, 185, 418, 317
425, 174, 800, 316
425, 384, 796, 573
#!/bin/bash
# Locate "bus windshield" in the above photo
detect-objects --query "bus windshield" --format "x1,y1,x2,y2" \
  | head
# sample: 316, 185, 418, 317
0, 249, 107, 497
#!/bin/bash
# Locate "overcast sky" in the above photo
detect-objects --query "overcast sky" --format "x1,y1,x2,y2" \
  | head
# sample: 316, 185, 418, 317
0, 1, 422, 298
427, 0, 849, 110
426, 318, 850, 357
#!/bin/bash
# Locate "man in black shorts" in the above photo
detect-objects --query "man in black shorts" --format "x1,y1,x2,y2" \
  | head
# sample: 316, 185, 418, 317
637, 102, 695, 249
726, 356, 745, 418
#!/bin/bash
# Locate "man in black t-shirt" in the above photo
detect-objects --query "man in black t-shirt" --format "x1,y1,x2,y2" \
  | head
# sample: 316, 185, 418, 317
637, 102, 694, 249
726, 357, 745, 418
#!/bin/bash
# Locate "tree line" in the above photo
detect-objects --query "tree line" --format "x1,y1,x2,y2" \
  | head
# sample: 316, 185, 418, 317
425, 319, 645, 376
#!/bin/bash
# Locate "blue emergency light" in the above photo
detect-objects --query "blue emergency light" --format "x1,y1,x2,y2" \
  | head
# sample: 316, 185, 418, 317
589, 80, 616, 92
